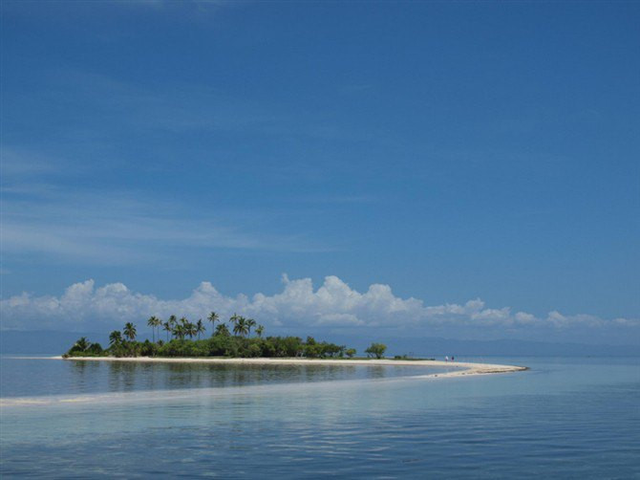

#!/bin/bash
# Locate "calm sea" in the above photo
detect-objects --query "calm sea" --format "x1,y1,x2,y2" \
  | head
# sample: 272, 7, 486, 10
1, 356, 638, 478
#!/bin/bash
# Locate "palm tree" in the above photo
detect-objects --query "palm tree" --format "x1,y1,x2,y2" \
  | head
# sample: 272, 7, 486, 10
123, 322, 137, 341
74, 337, 90, 352
233, 317, 249, 337
215, 323, 230, 336
207, 311, 219, 335
163, 321, 172, 341
255, 325, 264, 338
109, 330, 122, 347
185, 321, 197, 339
178, 317, 192, 339
246, 318, 256, 336
229, 313, 240, 328
147, 316, 161, 342
155, 316, 163, 340
196, 319, 206, 340
173, 324, 185, 340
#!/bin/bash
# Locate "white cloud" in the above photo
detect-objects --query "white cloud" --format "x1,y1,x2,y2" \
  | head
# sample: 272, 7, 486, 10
1, 275, 638, 334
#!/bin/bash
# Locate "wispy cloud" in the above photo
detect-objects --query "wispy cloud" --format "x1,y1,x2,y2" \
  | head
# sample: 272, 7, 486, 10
2, 187, 324, 265
2, 275, 637, 338
1, 145, 326, 265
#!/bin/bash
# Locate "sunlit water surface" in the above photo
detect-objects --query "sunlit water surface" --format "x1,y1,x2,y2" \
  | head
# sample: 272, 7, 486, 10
1, 356, 638, 478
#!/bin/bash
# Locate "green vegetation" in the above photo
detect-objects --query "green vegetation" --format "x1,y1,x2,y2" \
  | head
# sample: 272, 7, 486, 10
65, 337, 104, 357
364, 342, 387, 359
62, 312, 390, 360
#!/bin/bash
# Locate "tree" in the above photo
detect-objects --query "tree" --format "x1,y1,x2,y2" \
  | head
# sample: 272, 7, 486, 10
74, 337, 90, 352
64, 336, 95, 357
233, 317, 249, 337
229, 313, 240, 329
246, 318, 256, 336
123, 323, 137, 342
64, 327, 364, 362
155, 316, 163, 340
185, 321, 197, 339
207, 311, 220, 335
173, 324, 186, 340
87, 342, 103, 355
109, 330, 123, 347
215, 323, 230, 336
163, 321, 172, 341
365, 343, 386, 359
179, 317, 193, 339
147, 316, 161, 342
196, 319, 206, 339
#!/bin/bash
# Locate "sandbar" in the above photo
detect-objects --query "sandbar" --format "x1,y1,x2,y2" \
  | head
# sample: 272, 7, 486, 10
55, 356, 527, 378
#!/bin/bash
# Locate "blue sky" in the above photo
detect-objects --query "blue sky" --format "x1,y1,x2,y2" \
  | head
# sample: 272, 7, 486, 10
1, 1, 639, 345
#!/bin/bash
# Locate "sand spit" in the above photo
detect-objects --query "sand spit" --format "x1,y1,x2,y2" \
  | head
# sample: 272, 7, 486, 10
55, 356, 527, 377
1, 358, 527, 408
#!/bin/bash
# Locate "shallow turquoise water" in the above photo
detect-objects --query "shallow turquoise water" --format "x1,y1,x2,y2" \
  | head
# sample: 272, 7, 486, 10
1, 356, 638, 478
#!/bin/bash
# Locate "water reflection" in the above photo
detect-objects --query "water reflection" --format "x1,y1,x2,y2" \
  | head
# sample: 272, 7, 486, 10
2, 361, 639, 480
1, 357, 450, 398
102, 362, 365, 393
69, 360, 101, 393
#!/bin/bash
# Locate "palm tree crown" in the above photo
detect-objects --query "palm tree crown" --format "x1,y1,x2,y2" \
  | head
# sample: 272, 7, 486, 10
109, 330, 123, 346
123, 322, 137, 341
74, 337, 90, 351
233, 316, 249, 337
246, 318, 256, 335
207, 311, 219, 328
147, 316, 161, 342
185, 322, 197, 339
173, 324, 185, 340
229, 313, 240, 326
196, 319, 206, 339
215, 323, 230, 336
163, 321, 172, 341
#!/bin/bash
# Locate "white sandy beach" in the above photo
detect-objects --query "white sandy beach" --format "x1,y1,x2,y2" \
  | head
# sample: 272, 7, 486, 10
55, 356, 527, 378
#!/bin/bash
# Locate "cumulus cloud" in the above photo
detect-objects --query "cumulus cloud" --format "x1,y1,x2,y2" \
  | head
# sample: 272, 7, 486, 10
1, 275, 638, 335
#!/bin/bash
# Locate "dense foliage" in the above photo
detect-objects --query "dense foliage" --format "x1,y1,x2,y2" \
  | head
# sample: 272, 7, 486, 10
64, 337, 104, 357
62, 312, 388, 360
364, 342, 387, 359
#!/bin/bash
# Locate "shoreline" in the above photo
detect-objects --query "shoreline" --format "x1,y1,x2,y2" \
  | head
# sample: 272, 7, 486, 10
56, 356, 528, 377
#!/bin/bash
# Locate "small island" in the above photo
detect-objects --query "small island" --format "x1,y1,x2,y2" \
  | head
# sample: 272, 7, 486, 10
63, 312, 388, 360
61, 312, 528, 378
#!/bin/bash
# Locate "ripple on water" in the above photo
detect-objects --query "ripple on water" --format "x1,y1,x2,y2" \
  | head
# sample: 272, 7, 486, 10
1, 358, 639, 478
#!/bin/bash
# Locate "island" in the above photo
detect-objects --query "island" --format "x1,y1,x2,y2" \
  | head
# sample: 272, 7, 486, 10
61, 312, 527, 377
63, 312, 379, 359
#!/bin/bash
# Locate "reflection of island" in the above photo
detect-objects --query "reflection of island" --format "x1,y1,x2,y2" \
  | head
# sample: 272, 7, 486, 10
58, 356, 527, 384
94, 362, 368, 394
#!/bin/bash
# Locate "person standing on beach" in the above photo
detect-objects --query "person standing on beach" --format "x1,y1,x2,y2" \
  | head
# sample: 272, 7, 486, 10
445, 356, 449, 362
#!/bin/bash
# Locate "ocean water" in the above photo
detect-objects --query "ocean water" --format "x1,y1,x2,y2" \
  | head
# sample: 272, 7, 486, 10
0, 356, 451, 398
1, 356, 638, 478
